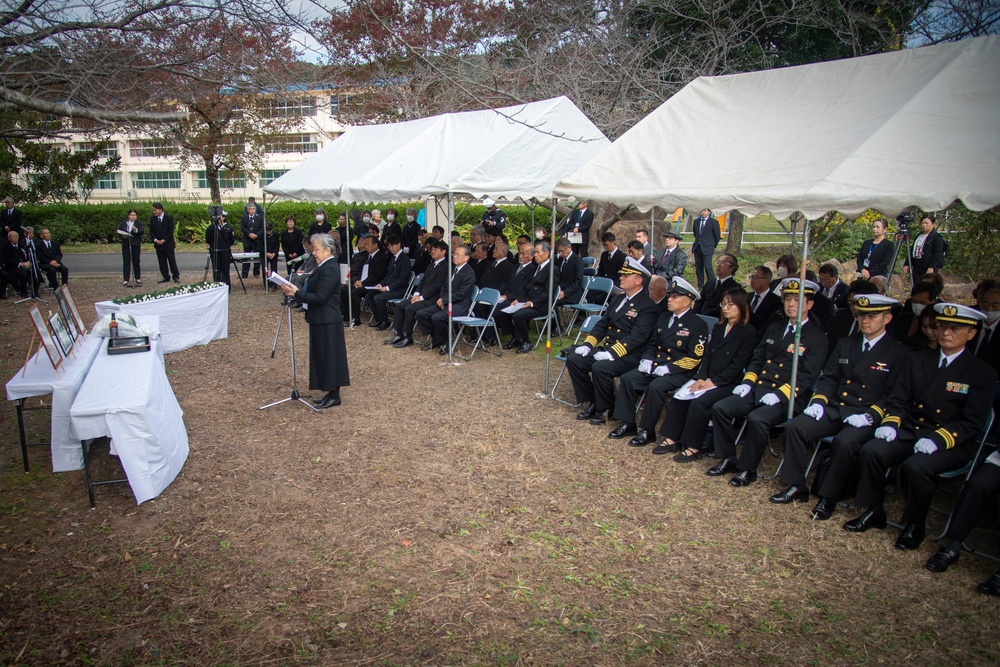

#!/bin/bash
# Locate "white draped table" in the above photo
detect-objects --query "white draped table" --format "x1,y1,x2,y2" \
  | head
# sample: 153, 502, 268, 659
93, 285, 228, 354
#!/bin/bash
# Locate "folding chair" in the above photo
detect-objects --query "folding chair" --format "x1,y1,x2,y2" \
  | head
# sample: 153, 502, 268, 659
583, 267, 598, 277
531, 302, 565, 349
935, 409, 996, 545
388, 272, 422, 310
698, 314, 717, 332
565, 277, 613, 336
550, 315, 601, 406
450, 288, 502, 361
582, 256, 596, 269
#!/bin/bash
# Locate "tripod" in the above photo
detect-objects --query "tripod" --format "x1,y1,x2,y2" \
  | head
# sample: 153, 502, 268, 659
885, 229, 915, 292
14, 241, 45, 304
258, 299, 318, 412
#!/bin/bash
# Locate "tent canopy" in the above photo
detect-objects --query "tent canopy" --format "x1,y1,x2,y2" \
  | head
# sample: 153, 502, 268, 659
263, 96, 610, 204
554, 36, 1000, 220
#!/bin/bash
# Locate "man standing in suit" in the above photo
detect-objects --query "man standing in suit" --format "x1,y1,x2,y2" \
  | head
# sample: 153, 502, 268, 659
36, 228, 69, 287
695, 254, 738, 317
843, 303, 996, 551
240, 202, 265, 279
205, 213, 234, 286
415, 244, 476, 355
817, 263, 849, 311
149, 203, 179, 284
653, 230, 687, 281
567, 258, 660, 424
366, 235, 410, 331
1, 196, 23, 238
771, 295, 909, 517
387, 240, 448, 348
562, 201, 594, 257
747, 265, 780, 333
691, 208, 721, 289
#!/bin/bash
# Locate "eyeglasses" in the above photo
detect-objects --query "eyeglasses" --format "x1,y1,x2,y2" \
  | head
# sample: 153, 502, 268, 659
720, 301, 737, 308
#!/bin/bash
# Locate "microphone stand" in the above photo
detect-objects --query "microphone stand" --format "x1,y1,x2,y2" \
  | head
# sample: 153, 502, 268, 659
259, 292, 318, 413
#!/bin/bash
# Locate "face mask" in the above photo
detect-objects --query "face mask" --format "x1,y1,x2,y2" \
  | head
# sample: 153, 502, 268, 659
912, 303, 927, 316
777, 266, 788, 278
315, 214, 324, 222
984, 311, 1000, 323
386, 214, 395, 222
406, 215, 415, 223
535, 231, 545, 239
363, 216, 371, 223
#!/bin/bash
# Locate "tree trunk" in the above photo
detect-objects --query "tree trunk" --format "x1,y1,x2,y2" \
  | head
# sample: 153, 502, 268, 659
204, 157, 222, 205
726, 211, 744, 256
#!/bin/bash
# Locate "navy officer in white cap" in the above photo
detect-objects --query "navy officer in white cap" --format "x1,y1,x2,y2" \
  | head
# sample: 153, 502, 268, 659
844, 302, 996, 551
608, 276, 708, 446
771, 294, 910, 519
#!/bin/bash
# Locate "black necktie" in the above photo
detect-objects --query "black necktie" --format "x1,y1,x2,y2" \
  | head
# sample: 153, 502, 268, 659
940, 357, 948, 369
863, 341, 870, 353
751, 293, 759, 311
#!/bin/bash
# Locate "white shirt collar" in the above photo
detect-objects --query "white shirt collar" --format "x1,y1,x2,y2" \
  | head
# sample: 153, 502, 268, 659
862, 330, 887, 347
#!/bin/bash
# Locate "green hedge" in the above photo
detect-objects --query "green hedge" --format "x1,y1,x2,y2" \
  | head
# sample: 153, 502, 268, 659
18, 201, 548, 246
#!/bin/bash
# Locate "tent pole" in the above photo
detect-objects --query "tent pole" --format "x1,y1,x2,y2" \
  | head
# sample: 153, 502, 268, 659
447, 193, 455, 363
786, 217, 811, 422
346, 203, 354, 327
544, 199, 557, 392
651, 209, 656, 256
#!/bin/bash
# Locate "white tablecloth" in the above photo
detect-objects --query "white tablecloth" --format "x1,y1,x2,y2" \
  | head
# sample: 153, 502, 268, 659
69, 336, 189, 504
94, 285, 228, 354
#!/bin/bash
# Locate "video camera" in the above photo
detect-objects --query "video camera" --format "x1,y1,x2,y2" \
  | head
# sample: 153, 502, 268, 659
208, 205, 228, 225
895, 211, 913, 236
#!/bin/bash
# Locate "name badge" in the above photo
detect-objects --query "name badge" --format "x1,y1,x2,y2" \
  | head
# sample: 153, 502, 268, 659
838, 358, 850, 364
946, 382, 970, 394
766, 339, 775, 344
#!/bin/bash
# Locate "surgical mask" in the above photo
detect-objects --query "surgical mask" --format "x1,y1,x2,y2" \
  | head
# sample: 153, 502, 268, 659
363, 216, 371, 223
912, 303, 927, 316
535, 230, 545, 239
406, 215, 415, 223
983, 311, 1000, 323
315, 214, 324, 222
386, 214, 395, 222
777, 266, 788, 278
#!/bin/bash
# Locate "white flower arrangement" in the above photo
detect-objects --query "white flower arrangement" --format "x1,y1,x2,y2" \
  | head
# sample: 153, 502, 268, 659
112, 281, 226, 306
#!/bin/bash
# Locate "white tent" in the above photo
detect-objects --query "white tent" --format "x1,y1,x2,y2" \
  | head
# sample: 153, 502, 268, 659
554, 36, 1000, 219
264, 96, 610, 203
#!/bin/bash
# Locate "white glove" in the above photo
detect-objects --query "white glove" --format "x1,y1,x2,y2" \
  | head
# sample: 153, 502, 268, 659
638, 359, 653, 374
574, 346, 591, 357
803, 404, 824, 420
874, 426, 897, 442
914, 438, 938, 455
593, 351, 613, 361
653, 365, 669, 377
844, 413, 872, 428
760, 393, 780, 406
732, 384, 751, 397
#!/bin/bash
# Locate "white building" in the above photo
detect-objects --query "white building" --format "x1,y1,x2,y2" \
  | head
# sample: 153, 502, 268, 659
59, 91, 350, 203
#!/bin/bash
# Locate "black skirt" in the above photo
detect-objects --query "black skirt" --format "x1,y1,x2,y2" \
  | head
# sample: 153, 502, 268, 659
308, 321, 350, 391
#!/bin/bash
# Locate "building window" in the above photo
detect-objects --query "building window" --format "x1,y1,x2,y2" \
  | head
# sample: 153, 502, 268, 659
260, 169, 288, 186
262, 97, 316, 118
194, 171, 246, 189
129, 139, 178, 158
132, 171, 181, 189
74, 141, 119, 158
265, 134, 318, 154
95, 172, 120, 190
330, 95, 341, 113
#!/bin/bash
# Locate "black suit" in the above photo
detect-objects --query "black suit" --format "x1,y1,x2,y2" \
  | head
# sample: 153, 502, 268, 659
783, 333, 910, 494
500, 262, 534, 304
292, 259, 350, 391
240, 211, 265, 277
597, 248, 626, 287
392, 258, 447, 338
556, 252, 584, 305
495, 261, 560, 343
659, 322, 759, 447
712, 319, 828, 473
36, 237, 69, 287
853, 348, 996, 524
1, 206, 23, 237
691, 214, 721, 288
566, 289, 659, 411
748, 290, 781, 335
205, 222, 235, 285
366, 250, 411, 325
696, 276, 738, 318
118, 219, 143, 282
857, 238, 893, 278
149, 212, 179, 280
401, 221, 421, 256
819, 279, 850, 311
906, 229, 945, 277
478, 257, 514, 294
1, 240, 30, 296
561, 207, 594, 256
416, 263, 477, 346
613, 309, 708, 430
343, 248, 389, 323
280, 228, 305, 273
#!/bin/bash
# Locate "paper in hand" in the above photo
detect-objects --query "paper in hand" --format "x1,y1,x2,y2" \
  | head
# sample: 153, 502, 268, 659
267, 272, 293, 288
673, 379, 710, 401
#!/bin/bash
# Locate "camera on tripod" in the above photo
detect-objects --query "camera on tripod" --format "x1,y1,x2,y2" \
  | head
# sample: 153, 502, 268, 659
208, 205, 227, 224
895, 212, 913, 237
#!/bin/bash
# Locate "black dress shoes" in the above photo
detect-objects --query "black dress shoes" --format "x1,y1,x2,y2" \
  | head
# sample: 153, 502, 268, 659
157, 277, 170, 283
628, 430, 656, 447
420, 341, 433, 351
729, 469, 757, 487
384, 334, 403, 345
894, 523, 925, 551
977, 572, 1000, 597
576, 404, 596, 420
671, 448, 703, 462
516, 342, 533, 354
173, 277, 180, 283
437, 344, 449, 355
394, 337, 413, 348
608, 422, 637, 439
769, 485, 810, 505
588, 409, 610, 425
316, 393, 342, 409
843, 509, 887, 533
375, 322, 391, 331
502, 339, 521, 350
926, 547, 961, 572
810, 498, 836, 521
368, 320, 381, 327
706, 458, 738, 477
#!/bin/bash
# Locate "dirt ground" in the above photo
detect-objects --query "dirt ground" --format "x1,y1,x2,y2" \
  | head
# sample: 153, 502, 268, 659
0, 277, 997, 666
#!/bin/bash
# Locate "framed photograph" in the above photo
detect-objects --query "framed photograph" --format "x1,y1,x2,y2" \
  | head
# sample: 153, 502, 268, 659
54, 286, 79, 339
57, 285, 87, 336
27, 305, 62, 369
48, 311, 75, 358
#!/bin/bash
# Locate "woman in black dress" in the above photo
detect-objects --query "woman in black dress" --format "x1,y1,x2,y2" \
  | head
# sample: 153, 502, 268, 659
278, 233, 350, 408
856, 217, 894, 279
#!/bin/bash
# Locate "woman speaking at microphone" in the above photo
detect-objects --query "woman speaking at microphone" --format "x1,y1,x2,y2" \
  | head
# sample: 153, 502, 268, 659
278, 233, 350, 408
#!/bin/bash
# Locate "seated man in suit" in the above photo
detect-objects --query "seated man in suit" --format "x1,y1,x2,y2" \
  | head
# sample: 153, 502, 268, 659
747, 265, 780, 333
695, 254, 738, 318
818, 263, 850, 312
554, 237, 584, 307
596, 233, 626, 287
469, 242, 491, 283
343, 234, 388, 325
652, 230, 686, 281
478, 239, 515, 294
1, 230, 30, 298
707, 278, 828, 487
365, 234, 410, 331
386, 240, 448, 348
497, 242, 536, 311
566, 257, 659, 424
495, 241, 560, 353
771, 294, 909, 518
415, 244, 476, 354
608, 277, 708, 446
626, 240, 653, 275
843, 303, 996, 551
